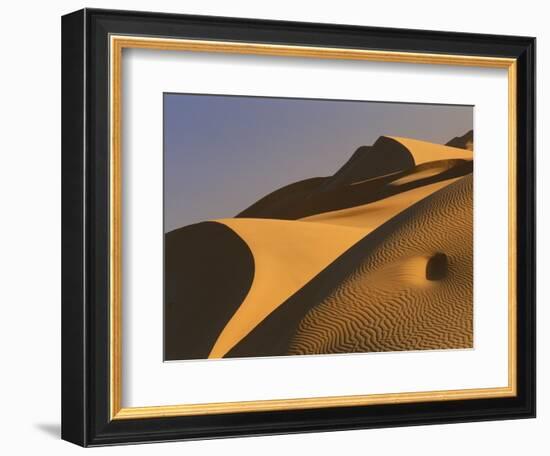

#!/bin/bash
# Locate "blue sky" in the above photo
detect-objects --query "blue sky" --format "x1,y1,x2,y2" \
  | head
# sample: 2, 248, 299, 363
164, 93, 472, 232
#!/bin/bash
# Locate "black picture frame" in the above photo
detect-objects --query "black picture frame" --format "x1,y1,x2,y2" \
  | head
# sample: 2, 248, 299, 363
62, 8, 536, 447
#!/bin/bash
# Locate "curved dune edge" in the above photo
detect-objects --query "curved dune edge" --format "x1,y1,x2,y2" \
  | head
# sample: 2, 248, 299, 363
388, 136, 473, 165
208, 219, 365, 358
209, 174, 463, 358
302, 176, 462, 230
388, 161, 458, 186
164, 222, 256, 360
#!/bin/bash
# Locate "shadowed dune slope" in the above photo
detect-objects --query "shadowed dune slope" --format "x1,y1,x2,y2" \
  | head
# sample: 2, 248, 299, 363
237, 136, 413, 220
388, 159, 461, 186
321, 136, 414, 190
228, 174, 473, 357
208, 218, 366, 358
164, 222, 254, 360
236, 136, 415, 220
237, 176, 328, 219
446, 129, 474, 150
288, 174, 473, 355
301, 176, 462, 230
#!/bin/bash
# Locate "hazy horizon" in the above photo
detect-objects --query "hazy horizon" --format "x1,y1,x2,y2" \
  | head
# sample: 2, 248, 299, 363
164, 94, 473, 232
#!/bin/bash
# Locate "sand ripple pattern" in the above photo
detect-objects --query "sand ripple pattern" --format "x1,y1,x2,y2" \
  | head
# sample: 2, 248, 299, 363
288, 174, 473, 355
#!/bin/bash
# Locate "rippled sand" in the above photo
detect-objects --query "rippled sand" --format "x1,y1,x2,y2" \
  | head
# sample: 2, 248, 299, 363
288, 175, 473, 355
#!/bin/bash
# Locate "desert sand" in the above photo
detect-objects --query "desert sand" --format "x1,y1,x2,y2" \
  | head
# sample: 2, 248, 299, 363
289, 174, 473, 355
164, 132, 474, 359
302, 176, 462, 230
388, 136, 473, 164
208, 219, 365, 358
211, 175, 464, 357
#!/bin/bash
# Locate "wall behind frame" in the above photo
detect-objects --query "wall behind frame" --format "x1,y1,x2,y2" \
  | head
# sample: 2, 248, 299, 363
0, 0, 543, 455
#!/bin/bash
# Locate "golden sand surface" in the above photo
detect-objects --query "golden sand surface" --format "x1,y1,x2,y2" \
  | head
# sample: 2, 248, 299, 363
209, 218, 365, 358
302, 177, 461, 230
389, 162, 456, 186
211, 173, 464, 357
388, 136, 473, 164
288, 174, 473, 354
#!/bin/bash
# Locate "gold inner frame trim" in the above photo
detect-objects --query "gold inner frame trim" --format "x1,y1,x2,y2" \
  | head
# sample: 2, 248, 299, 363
109, 35, 518, 420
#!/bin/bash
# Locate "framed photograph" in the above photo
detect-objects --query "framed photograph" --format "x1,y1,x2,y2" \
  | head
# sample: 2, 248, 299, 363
61, 8, 535, 446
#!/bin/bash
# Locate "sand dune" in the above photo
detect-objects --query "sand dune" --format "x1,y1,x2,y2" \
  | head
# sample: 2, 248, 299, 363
236, 136, 472, 221
388, 136, 473, 165
388, 160, 462, 186
164, 222, 255, 360
446, 129, 474, 150
211, 174, 463, 358
302, 176, 462, 230
165, 133, 474, 359
235, 136, 416, 220
288, 174, 473, 355
208, 218, 365, 358
323, 136, 414, 189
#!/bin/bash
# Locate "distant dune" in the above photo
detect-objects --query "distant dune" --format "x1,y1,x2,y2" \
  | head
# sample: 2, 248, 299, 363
236, 136, 472, 220
164, 131, 474, 359
446, 129, 474, 151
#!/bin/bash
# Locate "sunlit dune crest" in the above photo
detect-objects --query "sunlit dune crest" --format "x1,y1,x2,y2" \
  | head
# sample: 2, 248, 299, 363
388, 136, 473, 165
